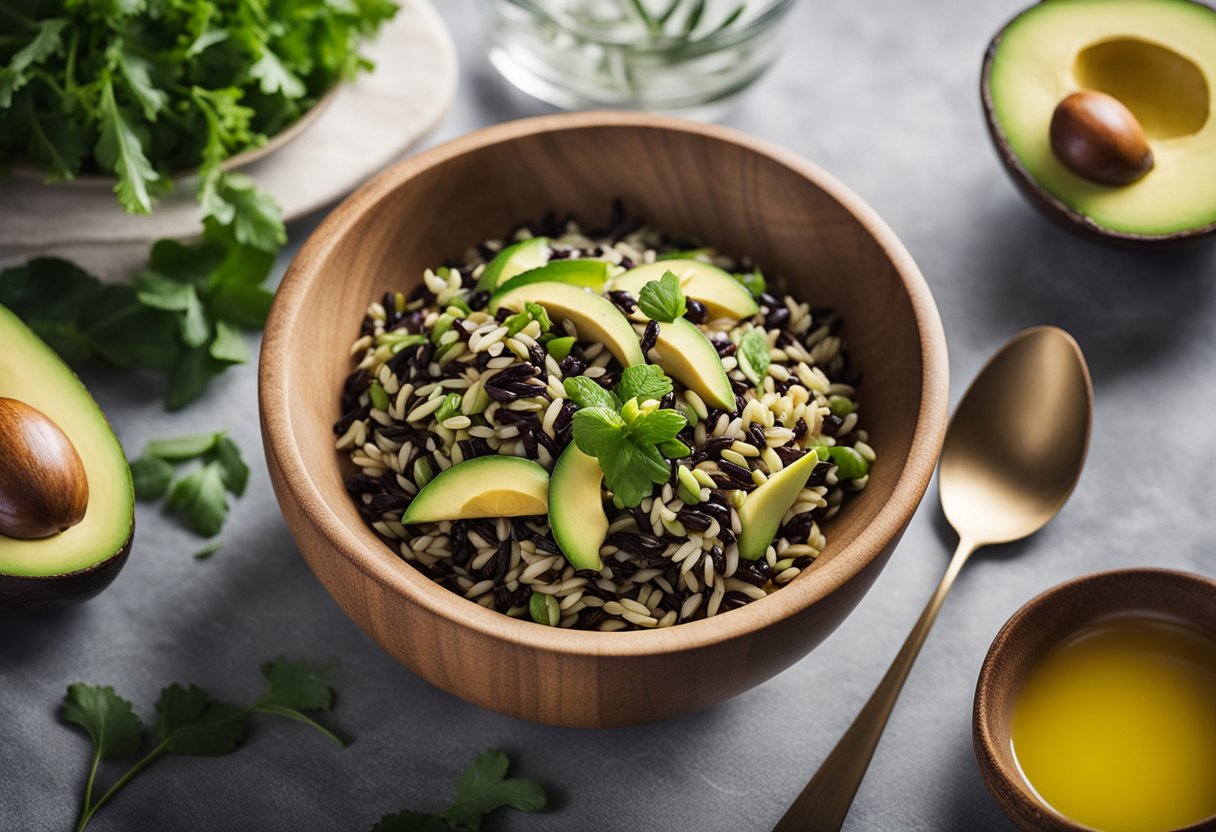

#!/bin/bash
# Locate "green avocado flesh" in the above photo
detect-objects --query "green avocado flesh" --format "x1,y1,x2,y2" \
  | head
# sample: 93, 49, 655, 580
475, 237, 550, 291
487, 260, 611, 309
402, 456, 550, 524
652, 319, 735, 410
491, 280, 645, 368
737, 447, 822, 561
614, 260, 759, 320
548, 446, 607, 571
0, 304, 134, 577
988, 0, 1216, 235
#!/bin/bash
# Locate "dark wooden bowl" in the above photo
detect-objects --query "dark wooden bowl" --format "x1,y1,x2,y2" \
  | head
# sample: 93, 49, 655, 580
258, 112, 949, 727
973, 567, 1216, 831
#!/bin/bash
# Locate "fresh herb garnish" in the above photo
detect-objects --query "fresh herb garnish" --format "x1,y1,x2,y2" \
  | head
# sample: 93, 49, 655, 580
371, 750, 546, 832
0, 220, 275, 410
128, 431, 249, 540
637, 270, 687, 323
63, 657, 342, 832
615, 363, 673, 403
735, 269, 766, 298
737, 329, 771, 386
563, 376, 622, 411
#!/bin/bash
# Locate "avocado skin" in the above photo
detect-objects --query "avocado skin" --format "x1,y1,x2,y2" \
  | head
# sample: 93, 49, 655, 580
0, 528, 132, 610
979, 5, 1216, 248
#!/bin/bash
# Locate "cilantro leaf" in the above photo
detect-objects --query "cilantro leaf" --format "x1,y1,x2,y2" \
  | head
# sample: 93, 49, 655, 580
203, 173, 286, 252
167, 461, 228, 537
111, 44, 168, 121
737, 329, 771, 386
249, 48, 307, 98
214, 436, 249, 496
439, 750, 547, 832
155, 684, 246, 756
257, 657, 338, 712
129, 455, 174, 501
371, 811, 452, 832
637, 271, 686, 323
96, 79, 160, 215
62, 684, 144, 761
563, 377, 621, 411
0, 19, 66, 108
615, 364, 672, 404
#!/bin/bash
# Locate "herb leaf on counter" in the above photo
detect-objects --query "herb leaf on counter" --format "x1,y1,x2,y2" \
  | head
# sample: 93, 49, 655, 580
62, 657, 343, 832
372, 750, 546, 832
128, 431, 249, 541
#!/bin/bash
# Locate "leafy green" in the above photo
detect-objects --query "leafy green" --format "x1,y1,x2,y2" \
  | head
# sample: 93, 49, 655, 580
737, 329, 771, 386
504, 301, 552, 336
573, 403, 685, 507
735, 269, 766, 298
128, 431, 249, 540
637, 270, 686, 323
616, 364, 672, 403
372, 750, 546, 832
63, 657, 342, 832
563, 376, 621, 411
192, 540, 223, 560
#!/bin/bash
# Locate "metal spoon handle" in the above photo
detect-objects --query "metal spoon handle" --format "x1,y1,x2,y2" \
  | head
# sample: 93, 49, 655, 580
773, 537, 979, 832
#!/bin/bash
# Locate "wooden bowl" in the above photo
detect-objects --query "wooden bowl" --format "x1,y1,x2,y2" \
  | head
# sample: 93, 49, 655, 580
973, 568, 1216, 831
258, 112, 949, 727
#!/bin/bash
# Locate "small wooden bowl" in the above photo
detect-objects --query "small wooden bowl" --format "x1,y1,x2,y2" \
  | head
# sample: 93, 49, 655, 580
973, 568, 1216, 831
259, 112, 949, 727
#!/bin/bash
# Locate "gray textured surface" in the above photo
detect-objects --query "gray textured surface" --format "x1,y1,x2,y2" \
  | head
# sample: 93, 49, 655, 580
3, 0, 1215, 830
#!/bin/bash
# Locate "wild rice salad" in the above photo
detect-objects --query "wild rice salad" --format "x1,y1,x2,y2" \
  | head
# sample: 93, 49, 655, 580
336, 210, 874, 631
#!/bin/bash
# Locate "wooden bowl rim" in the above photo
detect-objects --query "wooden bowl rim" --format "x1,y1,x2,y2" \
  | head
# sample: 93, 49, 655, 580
259, 110, 950, 658
973, 566, 1216, 832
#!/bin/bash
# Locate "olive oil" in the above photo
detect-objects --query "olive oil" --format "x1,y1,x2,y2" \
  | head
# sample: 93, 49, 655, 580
1011, 616, 1216, 832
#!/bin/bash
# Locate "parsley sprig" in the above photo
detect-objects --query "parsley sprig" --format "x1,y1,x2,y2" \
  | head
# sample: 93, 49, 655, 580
62, 657, 342, 832
128, 430, 249, 548
566, 365, 689, 507
372, 750, 546, 832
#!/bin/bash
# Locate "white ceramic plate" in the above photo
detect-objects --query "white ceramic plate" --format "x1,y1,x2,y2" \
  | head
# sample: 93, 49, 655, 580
0, 0, 457, 279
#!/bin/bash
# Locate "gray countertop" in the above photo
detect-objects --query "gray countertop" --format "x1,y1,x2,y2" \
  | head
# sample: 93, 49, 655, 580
3, 0, 1215, 829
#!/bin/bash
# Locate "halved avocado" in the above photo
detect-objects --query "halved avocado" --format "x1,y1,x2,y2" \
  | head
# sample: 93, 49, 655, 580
402, 456, 549, 524
490, 281, 645, 368
475, 237, 550, 291
613, 260, 759, 320
737, 448, 822, 561
0, 303, 134, 609
982, 0, 1216, 244
487, 260, 611, 308
548, 446, 607, 571
652, 318, 734, 410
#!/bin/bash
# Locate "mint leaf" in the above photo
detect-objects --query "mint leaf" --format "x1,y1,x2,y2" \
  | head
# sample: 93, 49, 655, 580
146, 432, 223, 461
167, 461, 228, 537
572, 407, 626, 457
735, 269, 765, 298
615, 364, 672, 404
563, 377, 621, 411
62, 684, 144, 761
737, 329, 770, 386
208, 320, 248, 364
637, 271, 686, 323
214, 436, 249, 496
627, 408, 686, 445
439, 750, 546, 832
155, 684, 246, 756
658, 438, 691, 458
129, 455, 174, 501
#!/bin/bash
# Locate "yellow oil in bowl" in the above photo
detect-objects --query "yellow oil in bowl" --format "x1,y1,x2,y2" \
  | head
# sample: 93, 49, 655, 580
1011, 616, 1216, 832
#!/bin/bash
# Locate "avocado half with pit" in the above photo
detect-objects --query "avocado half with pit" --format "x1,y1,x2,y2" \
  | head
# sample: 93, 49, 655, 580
0, 304, 134, 609
981, 0, 1216, 245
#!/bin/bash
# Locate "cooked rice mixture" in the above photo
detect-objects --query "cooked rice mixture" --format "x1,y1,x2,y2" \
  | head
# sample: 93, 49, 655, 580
336, 212, 874, 631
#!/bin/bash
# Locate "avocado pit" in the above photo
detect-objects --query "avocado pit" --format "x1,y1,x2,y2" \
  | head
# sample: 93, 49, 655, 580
0, 397, 90, 539
1050, 91, 1154, 186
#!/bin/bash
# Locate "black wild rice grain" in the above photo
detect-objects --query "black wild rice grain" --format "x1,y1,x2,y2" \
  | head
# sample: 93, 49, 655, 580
641, 320, 659, 352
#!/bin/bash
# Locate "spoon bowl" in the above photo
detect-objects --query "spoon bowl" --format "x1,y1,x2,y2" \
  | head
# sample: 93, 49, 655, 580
940, 327, 1093, 546
775, 326, 1093, 832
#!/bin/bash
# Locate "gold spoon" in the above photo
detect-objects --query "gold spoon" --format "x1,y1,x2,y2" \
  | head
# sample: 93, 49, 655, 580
774, 326, 1093, 832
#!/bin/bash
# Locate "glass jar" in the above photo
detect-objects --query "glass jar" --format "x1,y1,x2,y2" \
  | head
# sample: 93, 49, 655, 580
485, 0, 799, 119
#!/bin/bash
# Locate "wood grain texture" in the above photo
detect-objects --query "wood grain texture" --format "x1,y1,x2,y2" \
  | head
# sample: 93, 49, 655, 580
973, 568, 1216, 831
258, 112, 949, 727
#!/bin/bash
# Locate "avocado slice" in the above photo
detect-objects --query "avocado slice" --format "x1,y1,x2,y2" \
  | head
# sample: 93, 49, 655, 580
490, 281, 645, 368
475, 237, 550, 291
652, 318, 734, 410
548, 446, 607, 571
983, 0, 1216, 242
402, 456, 549, 524
0, 303, 134, 609
614, 260, 759, 320
737, 448, 822, 561
487, 259, 611, 308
